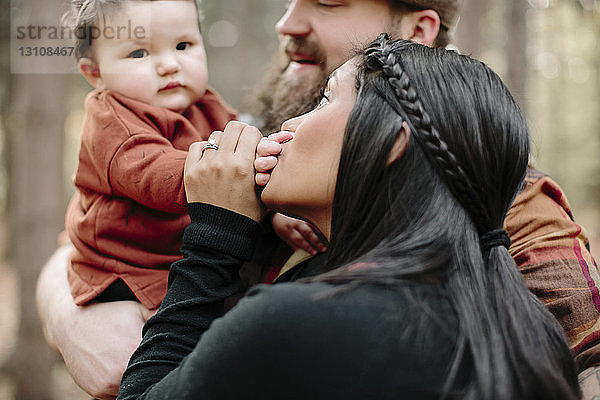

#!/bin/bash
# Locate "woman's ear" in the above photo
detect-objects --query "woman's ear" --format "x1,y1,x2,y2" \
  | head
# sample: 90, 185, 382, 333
400, 9, 441, 47
386, 121, 411, 166
78, 58, 104, 89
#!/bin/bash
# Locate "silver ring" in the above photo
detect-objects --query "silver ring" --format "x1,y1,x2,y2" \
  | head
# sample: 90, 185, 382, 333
202, 138, 219, 151
202, 143, 219, 151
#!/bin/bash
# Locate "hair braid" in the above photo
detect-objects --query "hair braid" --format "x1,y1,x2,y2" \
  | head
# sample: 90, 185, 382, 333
366, 35, 488, 230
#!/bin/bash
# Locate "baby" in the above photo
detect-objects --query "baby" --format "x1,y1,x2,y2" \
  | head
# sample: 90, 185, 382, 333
65, 0, 325, 310
64, 0, 235, 309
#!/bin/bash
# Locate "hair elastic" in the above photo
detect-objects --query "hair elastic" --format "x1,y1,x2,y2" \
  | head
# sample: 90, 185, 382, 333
480, 229, 511, 251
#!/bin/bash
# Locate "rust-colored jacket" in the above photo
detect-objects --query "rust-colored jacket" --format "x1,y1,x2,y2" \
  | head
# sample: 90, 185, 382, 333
66, 89, 236, 309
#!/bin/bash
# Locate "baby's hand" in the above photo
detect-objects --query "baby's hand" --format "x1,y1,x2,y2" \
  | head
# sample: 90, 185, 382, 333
254, 132, 293, 186
271, 213, 328, 256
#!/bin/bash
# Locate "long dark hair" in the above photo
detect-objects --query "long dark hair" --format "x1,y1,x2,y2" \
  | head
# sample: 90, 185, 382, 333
317, 36, 579, 399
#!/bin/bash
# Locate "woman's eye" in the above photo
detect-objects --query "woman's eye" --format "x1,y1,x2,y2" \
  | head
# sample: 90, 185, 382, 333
317, 87, 330, 108
128, 49, 148, 59
176, 42, 191, 51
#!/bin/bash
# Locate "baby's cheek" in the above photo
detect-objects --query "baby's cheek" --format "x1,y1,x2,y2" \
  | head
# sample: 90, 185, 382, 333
104, 72, 155, 102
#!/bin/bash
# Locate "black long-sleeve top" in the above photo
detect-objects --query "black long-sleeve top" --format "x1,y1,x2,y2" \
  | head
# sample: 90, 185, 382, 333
118, 203, 465, 400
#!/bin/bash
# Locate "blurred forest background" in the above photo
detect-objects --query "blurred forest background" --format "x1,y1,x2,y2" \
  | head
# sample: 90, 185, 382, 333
0, 0, 598, 398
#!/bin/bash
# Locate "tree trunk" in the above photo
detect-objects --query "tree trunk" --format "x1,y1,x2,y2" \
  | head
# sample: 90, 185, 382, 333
505, 0, 529, 114
8, 66, 70, 400
6, 0, 70, 398
454, 0, 488, 57
0, 0, 10, 112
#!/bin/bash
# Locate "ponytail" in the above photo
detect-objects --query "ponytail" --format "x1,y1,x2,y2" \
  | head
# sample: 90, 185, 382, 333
442, 230, 579, 399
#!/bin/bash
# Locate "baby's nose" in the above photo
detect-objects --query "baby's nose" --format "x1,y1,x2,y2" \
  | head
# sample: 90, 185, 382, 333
157, 58, 181, 75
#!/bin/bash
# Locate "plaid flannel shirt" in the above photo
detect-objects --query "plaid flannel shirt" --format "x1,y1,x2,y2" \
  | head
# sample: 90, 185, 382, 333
506, 168, 599, 371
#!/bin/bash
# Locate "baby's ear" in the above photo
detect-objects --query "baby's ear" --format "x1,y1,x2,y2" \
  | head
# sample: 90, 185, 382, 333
386, 121, 411, 166
78, 58, 103, 89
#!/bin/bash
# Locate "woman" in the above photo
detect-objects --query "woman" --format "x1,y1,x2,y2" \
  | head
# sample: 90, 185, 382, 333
117, 36, 580, 399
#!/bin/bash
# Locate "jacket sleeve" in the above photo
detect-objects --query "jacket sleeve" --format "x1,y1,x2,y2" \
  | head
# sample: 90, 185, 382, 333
117, 203, 262, 399
108, 132, 189, 213
76, 91, 192, 213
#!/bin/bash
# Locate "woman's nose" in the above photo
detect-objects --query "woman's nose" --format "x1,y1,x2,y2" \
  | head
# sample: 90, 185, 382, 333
280, 115, 303, 132
276, 0, 310, 38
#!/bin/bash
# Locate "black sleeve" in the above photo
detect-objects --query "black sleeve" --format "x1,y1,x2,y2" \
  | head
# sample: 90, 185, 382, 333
117, 202, 262, 400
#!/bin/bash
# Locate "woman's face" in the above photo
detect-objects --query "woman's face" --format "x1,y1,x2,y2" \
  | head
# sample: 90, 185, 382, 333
261, 59, 358, 240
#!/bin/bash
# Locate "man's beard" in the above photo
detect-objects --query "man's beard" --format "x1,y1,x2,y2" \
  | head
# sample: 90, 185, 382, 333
246, 38, 329, 135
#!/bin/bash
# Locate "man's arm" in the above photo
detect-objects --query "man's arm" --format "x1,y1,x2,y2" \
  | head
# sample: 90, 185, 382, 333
36, 244, 153, 399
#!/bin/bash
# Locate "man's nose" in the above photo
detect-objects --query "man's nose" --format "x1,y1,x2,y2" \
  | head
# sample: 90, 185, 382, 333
276, 0, 310, 37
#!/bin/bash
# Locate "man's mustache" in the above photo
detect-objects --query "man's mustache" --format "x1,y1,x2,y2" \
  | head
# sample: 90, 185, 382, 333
281, 36, 326, 64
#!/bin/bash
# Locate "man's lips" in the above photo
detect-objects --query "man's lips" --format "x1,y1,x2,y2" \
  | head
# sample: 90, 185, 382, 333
286, 51, 319, 65
159, 82, 182, 91
286, 55, 321, 74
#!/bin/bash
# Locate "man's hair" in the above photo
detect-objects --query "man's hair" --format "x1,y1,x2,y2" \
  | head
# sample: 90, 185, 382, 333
63, 0, 202, 60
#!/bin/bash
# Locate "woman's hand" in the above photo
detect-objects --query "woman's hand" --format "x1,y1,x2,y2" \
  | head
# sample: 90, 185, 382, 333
185, 121, 265, 222
254, 131, 294, 186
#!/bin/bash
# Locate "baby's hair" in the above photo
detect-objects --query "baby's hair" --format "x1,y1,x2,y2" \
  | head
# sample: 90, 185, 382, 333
63, 0, 202, 60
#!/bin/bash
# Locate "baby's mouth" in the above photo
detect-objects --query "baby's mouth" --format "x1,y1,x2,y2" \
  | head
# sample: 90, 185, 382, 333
159, 82, 182, 91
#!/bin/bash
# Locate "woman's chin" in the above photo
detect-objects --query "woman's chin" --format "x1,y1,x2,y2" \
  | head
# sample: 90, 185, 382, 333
260, 182, 277, 209
260, 181, 293, 216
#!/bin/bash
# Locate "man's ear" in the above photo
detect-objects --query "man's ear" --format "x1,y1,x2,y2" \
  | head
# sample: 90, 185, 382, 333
386, 121, 411, 166
401, 9, 441, 47
78, 58, 104, 89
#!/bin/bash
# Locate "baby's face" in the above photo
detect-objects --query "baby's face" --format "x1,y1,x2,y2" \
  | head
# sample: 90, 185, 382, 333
90, 1, 207, 113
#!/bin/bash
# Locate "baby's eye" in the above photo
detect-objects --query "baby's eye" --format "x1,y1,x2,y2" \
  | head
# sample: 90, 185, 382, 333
176, 42, 191, 51
128, 49, 148, 59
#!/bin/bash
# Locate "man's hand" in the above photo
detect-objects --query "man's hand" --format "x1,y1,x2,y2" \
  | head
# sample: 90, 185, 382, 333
271, 212, 327, 256
60, 301, 151, 399
579, 366, 600, 400
36, 245, 153, 399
